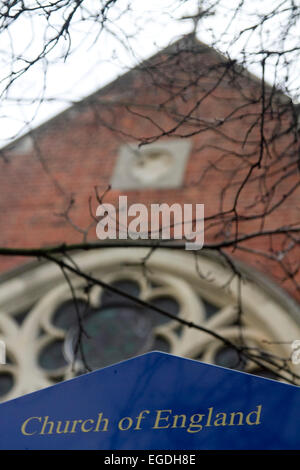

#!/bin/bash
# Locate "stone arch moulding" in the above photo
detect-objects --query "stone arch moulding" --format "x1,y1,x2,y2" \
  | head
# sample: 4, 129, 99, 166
0, 247, 299, 402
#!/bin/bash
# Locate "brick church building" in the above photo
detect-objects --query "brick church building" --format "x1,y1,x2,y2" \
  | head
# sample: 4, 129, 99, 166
0, 34, 299, 402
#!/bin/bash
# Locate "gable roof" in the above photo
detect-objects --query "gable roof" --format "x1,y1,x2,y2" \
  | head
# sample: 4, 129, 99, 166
3, 32, 291, 156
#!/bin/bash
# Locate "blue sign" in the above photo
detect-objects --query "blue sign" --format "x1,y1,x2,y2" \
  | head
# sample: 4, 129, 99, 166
0, 351, 299, 449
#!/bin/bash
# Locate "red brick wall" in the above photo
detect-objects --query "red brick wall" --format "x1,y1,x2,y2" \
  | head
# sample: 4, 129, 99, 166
0, 37, 299, 300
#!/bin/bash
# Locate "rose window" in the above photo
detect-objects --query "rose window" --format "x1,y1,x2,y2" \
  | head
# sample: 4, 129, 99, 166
0, 247, 299, 402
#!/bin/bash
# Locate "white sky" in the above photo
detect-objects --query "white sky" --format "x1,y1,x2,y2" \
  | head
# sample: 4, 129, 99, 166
0, 0, 298, 146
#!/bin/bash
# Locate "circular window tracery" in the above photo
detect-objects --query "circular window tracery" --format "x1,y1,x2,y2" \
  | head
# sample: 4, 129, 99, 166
0, 247, 299, 402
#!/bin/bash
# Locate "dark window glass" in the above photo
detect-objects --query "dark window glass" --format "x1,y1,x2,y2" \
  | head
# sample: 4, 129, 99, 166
39, 281, 179, 372
101, 280, 140, 306
252, 368, 278, 381
0, 372, 14, 397
150, 297, 180, 325
202, 299, 219, 319
68, 305, 153, 369
53, 299, 89, 331
151, 336, 170, 353
38, 339, 67, 370
214, 346, 246, 370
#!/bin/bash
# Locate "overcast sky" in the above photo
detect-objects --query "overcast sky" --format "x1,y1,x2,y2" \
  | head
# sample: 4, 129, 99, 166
0, 0, 297, 146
